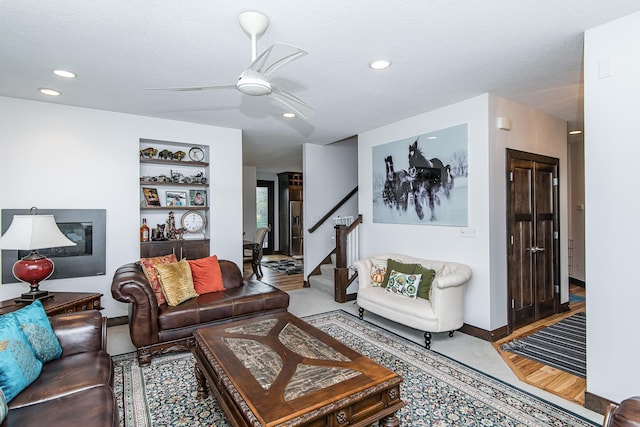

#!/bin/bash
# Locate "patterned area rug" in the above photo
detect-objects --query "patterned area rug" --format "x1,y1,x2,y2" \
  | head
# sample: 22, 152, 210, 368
501, 312, 586, 378
113, 310, 597, 427
261, 258, 303, 275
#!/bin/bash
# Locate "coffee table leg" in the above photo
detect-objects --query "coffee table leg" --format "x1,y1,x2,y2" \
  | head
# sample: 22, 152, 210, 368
379, 413, 400, 427
194, 364, 209, 399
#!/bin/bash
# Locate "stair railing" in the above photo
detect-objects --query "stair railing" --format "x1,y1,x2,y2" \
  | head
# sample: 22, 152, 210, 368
307, 186, 358, 234
334, 214, 362, 302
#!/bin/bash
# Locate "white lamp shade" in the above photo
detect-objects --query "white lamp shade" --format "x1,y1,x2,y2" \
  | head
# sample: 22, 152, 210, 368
0, 215, 76, 250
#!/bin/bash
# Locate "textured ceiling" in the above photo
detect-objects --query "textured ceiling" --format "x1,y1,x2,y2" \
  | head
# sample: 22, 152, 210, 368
2, 1, 639, 172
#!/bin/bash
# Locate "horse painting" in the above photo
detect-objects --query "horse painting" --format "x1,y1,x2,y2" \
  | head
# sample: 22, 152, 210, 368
407, 140, 455, 221
382, 155, 412, 211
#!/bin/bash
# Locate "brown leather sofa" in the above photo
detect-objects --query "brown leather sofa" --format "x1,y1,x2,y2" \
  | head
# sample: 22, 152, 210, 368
603, 396, 640, 427
111, 259, 290, 366
3, 310, 117, 427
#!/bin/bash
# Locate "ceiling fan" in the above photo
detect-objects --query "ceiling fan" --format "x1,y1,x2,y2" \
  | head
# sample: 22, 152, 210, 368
148, 11, 313, 119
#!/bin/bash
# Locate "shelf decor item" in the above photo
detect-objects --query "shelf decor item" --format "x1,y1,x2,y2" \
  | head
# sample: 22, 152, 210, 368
0, 208, 76, 302
189, 147, 205, 162
189, 190, 206, 206
142, 188, 160, 207
166, 191, 187, 207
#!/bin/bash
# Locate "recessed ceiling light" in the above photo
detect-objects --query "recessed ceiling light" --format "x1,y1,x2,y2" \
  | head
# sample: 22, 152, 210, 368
39, 88, 61, 96
569, 130, 583, 135
283, 112, 296, 118
427, 136, 437, 140
53, 69, 76, 78
369, 59, 391, 70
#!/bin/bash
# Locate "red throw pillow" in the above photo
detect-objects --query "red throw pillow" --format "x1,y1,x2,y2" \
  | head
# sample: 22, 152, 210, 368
140, 254, 178, 306
188, 255, 225, 294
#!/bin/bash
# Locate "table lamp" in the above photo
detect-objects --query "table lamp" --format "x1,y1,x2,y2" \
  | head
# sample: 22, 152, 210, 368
0, 208, 76, 302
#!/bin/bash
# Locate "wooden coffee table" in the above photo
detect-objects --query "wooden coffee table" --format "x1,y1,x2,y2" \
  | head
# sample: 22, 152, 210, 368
193, 312, 405, 427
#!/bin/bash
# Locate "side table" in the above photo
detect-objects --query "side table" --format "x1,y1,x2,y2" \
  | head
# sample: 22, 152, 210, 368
0, 292, 103, 316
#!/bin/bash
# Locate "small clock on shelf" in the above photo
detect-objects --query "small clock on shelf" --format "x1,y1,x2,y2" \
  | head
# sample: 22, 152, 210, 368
180, 210, 207, 239
189, 147, 205, 162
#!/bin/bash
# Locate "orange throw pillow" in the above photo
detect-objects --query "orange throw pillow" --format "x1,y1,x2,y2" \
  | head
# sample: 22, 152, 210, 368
188, 255, 225, 294
140, 254, 178, 306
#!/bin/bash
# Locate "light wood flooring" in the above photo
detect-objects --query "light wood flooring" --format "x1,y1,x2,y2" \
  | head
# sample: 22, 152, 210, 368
243, 254, 305, 292
246, 256, 587, 406
493, 284, 587, 405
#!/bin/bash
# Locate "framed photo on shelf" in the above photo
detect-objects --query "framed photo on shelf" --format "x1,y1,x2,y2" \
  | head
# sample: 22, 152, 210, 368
190, 190, 206, 206
142, 187, 161, 207
166, 190, 187, 207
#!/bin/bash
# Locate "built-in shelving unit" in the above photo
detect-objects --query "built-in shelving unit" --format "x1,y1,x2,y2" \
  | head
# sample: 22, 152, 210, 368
139, 138, 210, 259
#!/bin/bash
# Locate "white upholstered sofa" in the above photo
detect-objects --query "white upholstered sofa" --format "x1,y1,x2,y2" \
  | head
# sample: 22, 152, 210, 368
354, 254, 472, 349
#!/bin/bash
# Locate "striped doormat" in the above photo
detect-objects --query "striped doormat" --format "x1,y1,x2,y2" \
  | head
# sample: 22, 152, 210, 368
501, 312, 586, 378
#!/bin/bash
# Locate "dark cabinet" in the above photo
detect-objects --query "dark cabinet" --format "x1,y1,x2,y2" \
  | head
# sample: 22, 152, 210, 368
278, 172, 303, 256
140, 239, 210, 260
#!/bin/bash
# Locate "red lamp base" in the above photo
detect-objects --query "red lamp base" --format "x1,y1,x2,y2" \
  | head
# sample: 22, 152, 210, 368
12, 251, 55, 302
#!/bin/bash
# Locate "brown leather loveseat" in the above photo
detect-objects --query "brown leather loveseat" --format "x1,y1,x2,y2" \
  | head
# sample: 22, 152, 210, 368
111, 259, 290, 365
3, 310, 117, 427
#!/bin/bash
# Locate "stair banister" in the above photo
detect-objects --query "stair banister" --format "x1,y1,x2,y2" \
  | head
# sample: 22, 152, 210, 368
334, 214, 362, 303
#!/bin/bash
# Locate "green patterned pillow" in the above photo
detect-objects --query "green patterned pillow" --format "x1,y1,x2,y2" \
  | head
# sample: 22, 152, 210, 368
385, 270, 422, 299
382, 259, 418, 287
414, 266, 436, 300
0, 314, 43, 402
0, 387, 7, 423
11, 300, 62, 363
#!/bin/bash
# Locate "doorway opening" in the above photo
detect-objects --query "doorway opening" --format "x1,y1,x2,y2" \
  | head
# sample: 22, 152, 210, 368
256, 180, 274, 254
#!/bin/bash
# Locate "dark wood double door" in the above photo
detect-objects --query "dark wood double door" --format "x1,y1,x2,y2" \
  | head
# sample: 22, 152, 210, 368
507, 149, 560, 332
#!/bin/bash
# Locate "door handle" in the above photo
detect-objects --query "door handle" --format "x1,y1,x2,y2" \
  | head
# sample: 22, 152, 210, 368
526, 247, 546, 253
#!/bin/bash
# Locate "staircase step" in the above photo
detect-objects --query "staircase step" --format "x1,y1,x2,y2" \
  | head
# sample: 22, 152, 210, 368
308, 274, 334, 296
319, 263, 335, 277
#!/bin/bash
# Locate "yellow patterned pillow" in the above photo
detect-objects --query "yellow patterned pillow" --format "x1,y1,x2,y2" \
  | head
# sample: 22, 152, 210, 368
155, 259, 198, 306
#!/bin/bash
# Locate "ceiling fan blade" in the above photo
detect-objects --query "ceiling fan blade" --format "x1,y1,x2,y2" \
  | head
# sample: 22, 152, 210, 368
270, 84, 313, 119
248, 43, 308, 76
146, 84, 236, 92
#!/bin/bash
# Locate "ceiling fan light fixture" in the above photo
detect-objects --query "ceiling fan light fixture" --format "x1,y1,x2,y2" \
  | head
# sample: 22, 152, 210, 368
237, 77, 271, 96
369, 59, 391, 70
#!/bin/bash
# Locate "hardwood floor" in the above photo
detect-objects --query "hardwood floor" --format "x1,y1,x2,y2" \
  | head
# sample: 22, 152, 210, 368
243, 254, 305, 292
493, 284, 587, 405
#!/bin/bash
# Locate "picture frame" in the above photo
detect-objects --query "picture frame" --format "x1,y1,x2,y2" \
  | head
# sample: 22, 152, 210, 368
142, 187, 161, 207
166, 190, 187, 207
190, 189, 206, 206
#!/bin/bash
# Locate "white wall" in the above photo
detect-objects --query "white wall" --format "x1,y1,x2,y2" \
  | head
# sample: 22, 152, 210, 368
0, 97, 243, 318
358, 93, 568, 332
584, 10, 640, 403
242, 166, 257, 239
489, 95, 568, 327
303, 139, 358, 277
568, 140, 586, 282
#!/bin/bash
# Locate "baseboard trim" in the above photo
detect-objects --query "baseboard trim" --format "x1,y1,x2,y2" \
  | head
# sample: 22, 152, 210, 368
584, 391, 616, 415
570, 277, 586, 287
107, 316, 128, 327
460, 323, 509, 342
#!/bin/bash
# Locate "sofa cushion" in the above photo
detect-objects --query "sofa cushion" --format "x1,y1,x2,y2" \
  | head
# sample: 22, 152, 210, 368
0, 314, 43, 402
5, 384, 118, 427
414, 266, 436, 300
8, 350, 113, 409
156, 259, 198, 306
385, 270, 422, 298
0, 388, 6, 424
140, 254, 178, 306
11, 300, 62, 363
370, 257, 388, 287
382, 259, 418, 286
188, 255, 225, 294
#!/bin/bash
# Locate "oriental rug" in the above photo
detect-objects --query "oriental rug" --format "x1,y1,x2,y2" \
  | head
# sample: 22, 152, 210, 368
112, 310, 597, 427
501, 312, 586, 378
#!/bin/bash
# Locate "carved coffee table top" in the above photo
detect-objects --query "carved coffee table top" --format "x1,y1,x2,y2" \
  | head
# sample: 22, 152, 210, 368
193, 312, 404, 426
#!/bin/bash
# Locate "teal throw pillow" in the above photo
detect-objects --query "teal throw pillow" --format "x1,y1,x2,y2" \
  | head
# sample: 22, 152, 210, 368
0, 387, 7, 423
0, 314, 43, 402
382, 259, 419, 288
11, 300, 62, 363
385, 270, 422, 299
414, 266, 436, 300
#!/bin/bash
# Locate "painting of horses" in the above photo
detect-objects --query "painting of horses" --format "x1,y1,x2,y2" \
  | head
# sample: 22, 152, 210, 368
372, 123, 468, 226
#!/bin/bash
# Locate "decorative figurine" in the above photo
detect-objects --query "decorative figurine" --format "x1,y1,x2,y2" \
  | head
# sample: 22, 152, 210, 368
139, 147, 157, 158
166, 211, 177, 240
172, 150, 186, 161
158, 149, 173, 160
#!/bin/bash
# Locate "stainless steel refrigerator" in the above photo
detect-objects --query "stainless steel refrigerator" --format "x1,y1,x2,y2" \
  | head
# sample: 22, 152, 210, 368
289, 201, 303, 256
